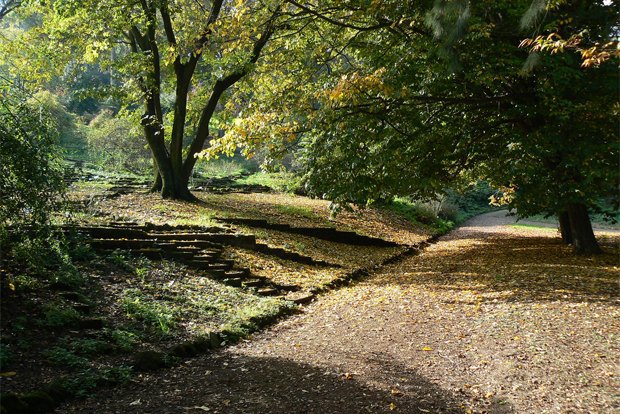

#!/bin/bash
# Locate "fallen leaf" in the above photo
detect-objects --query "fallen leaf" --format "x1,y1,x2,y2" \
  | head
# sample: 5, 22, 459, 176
129, 399, 141, 406
391, 388, 403, 397
0, 372, 16, 377
389, 402, 397, 411
421, 346, 432, 351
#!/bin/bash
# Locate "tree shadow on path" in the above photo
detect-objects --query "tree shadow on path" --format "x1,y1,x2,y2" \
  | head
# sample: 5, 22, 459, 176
60, 352, 515, 413
374, 234, 619, 304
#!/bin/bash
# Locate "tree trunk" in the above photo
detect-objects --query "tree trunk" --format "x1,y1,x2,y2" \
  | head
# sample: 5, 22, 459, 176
150, 160, 162, 193
567, 203, 602, 254
558, 211, 573, 245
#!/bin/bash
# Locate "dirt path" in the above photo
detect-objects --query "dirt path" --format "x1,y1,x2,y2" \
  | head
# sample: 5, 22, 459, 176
60, 212, 619, 413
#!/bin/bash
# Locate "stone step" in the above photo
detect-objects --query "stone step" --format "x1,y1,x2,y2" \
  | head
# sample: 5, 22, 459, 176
223, 278, 243, 287
144, 223, 227, 233
206, 269, 227, 279
242, 278, 266, 288
224, 269, 249, 278
284, 291, 315, 305
175, 246, 202, 253
147, 232, 226, 241
196, 249, 222, 256
132, 248, 165, 259
100, 248, 163, 259
205, 263, 233, 271
218, 218, 400, 247
163, 251, 196, 260
192, 254, 219, 261
162, 240, 221, 248
184, 260, 215, 269
108, 221, 141, 227
257, 287, 279, 296
69, 226, 149, 239
274, 283, 300, 292
90, 239, 156, 250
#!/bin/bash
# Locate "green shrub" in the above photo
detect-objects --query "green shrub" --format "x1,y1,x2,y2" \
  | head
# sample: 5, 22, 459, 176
86, 109, 151, 174
109, 329, 141, 352
42, 302, 81, 328
237, 171, 301, 193
0, 344, 12, 370
0, 87, 65, 231
195, 157, 257, 178
275, 204, 319, 219
438, 201, 459, 222
121, 289, 176, 335
42, 347, 89, 370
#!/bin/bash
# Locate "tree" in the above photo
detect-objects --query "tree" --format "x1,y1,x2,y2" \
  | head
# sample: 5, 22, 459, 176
0, 78, 65, 233
7, 0, 284, 199
0, 0, 20, 22
213, 0, 618, 254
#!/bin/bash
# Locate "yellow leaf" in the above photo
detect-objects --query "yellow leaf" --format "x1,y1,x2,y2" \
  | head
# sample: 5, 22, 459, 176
421, 346, 432, 351
389, 402, 397, 411
0, 372, 16, 377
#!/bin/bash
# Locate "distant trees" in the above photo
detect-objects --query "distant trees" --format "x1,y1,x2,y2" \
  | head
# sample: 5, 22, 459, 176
7, 0, 286, 200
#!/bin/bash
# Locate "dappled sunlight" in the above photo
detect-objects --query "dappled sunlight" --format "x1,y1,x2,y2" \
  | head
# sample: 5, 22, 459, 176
369, 233, 619, 303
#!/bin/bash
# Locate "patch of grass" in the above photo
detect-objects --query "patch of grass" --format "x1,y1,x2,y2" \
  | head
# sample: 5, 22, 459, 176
121, 288, 176, 336
510, 223, 557, 231
386, 198, 454, 235
170, 210, 218, 227
41, 302, 81, 329
63, 338, 112, 355
62, 366, 132, 398
236, 171, 301, 193
0, 344, 12, 370
42, 347, 89, 370
10, 274, 44, 292
108, 329, 141, 352
107, 250, 134, 271
195, 158, 257, 178
275, 204, 320, 220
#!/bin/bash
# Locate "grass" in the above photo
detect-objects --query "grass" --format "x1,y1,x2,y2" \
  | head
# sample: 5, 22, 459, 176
195, 158, 257, 178
523, 213, 619, 229
169, 210, 218, 227
236, 171, 301, 193
385, 198, 454, 235
41, 302, 81, 329
275, 204, 320, 220
510, 223, 557, 231
118, 259, 294, 338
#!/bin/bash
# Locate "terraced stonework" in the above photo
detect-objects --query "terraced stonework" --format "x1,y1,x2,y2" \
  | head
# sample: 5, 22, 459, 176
64, 222, 326, 304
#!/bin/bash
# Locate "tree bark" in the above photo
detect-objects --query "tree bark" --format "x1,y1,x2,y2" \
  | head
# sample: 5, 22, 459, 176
150, 170, 162, 193
567, 203, 602, 254
558, 211, 573, 245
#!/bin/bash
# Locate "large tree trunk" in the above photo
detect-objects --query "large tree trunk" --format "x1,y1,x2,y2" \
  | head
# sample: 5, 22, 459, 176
567, 203, 602, 254
558, 211, 573, 245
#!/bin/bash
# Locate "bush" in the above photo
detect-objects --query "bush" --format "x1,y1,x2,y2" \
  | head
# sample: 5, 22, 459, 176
0, 85, 65, 232
28, 90, 88, 159
86, 109, 151, 174
42, 302, 81, 329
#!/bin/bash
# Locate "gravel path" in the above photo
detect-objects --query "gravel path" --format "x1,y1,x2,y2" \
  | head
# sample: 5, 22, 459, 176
60, 212, 620, 414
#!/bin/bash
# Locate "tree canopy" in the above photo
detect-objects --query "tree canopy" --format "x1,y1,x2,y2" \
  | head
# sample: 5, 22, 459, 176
205, 0, 618, 253
1, 0, 617, 253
